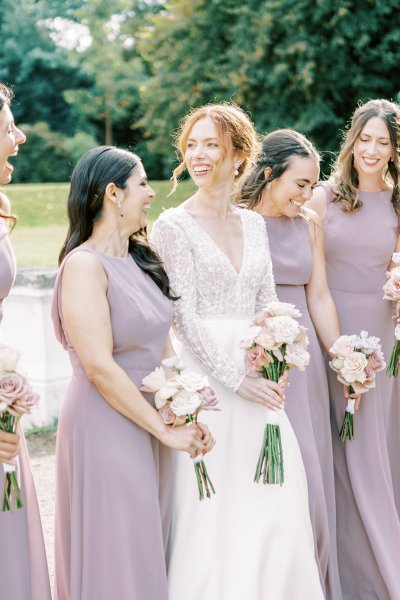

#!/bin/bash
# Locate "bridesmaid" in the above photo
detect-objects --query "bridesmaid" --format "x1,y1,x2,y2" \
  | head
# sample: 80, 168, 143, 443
51, 146, 213, 600
238, 129, 343, 600
0, 83, 52, 600
309, 98, 400, 600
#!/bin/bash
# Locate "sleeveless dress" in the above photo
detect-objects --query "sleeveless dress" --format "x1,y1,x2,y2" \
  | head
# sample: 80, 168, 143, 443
321, 184, 400, 600
0, 220, 51, 600
151, 207, 324, 600
263, 215, 341, 600
51, 247, 173, 600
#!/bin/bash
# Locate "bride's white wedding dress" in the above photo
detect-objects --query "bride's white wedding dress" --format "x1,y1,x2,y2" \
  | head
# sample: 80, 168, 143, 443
151, 206, 323, 600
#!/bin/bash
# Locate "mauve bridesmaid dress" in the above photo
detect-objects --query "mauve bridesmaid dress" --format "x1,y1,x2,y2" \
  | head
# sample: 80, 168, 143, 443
263, 215, 341, 600
0, 220, 51, 600
321, 183, 400, 600
52, 247, 173, 600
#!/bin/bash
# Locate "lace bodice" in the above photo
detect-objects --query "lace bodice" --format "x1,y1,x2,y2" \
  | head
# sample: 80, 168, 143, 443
150, 206, 277, 391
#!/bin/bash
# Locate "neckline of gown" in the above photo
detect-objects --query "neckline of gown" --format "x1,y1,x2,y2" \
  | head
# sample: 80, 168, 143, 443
178, 206, 247, 277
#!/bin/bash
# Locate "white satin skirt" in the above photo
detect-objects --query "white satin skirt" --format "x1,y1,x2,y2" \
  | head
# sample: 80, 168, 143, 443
168, 318, 323, 600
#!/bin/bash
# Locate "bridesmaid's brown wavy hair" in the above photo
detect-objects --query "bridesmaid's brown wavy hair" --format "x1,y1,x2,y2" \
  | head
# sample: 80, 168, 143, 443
329, 99, 400, 215
0, 83, 16, 229
171, 102, 259, 194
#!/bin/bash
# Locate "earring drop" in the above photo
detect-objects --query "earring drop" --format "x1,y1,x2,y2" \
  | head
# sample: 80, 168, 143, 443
266, 182, 272, 190
234, 163, 239, 177
117, 199, 124, 217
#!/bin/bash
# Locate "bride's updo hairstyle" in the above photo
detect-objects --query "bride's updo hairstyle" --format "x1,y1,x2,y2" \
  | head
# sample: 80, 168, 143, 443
236, 128, 320, 210
171, 102, 259, 193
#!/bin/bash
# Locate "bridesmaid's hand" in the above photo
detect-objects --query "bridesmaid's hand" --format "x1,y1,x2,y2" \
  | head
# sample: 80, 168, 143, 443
393, 302, 400, 322
160, 423, 206, 458
0, 430, 20, 464
343, 385, 361, 411
196, 422, 215, 455
237, 375, 285, 410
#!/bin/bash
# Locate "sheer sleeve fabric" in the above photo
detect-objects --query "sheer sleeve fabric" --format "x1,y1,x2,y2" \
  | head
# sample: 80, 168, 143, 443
151, 216, 245, 392
255, 218, 278, 312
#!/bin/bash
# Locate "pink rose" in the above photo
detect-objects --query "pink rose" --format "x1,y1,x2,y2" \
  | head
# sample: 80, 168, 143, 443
367, 351, 386, 373
383, 271, 400, 301
0, 372, 30, 407
246, 345, 272, 372
198, 386, 219, 410
159, 403, 177, 425
8, 391, 39, 417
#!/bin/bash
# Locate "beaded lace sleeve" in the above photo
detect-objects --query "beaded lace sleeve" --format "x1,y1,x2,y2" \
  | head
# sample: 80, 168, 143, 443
255, 218, 278, 312
151, 217, 245, 392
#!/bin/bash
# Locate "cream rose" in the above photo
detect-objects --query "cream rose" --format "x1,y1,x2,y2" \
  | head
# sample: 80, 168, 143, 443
284, 344, 310, 371
254, 327, 277, 351
240, 326, 261, 349
263, 301, 301, 318
383, 271, 400, 301
170, 390, 202, 417
0, 345, 20, 372
141, 366, 167, 393
330, 335, 355, 358
340, 352, 368, 384
268, 316, 300, 345
154, 380, 181, 409
175, 371, 208, 393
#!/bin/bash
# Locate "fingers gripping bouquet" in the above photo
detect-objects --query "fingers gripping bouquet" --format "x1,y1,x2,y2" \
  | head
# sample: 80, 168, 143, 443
383, 253, 400, 376
141, 357, 219, 501
241, 302, 310, 485
329, 331, 385, 442
0, 345, 39, 511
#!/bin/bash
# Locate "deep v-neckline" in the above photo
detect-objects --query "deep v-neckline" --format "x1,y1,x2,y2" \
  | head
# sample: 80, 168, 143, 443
181, 207, 247, 276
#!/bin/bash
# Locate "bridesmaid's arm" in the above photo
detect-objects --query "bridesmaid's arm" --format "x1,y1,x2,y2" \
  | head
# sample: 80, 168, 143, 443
305, 212, 340, 353
0, 430, 19, 464
60, 251, 206, 457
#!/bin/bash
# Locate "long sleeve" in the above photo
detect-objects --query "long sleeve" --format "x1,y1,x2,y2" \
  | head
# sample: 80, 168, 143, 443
255, 219, 278, 312
151, 215, 245, 392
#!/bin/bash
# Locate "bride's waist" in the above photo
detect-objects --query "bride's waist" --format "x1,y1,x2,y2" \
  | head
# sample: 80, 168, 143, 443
197, 311, 252, 321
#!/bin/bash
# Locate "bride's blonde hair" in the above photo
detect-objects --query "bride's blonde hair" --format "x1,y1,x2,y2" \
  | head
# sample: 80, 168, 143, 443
0, 83, 16, 229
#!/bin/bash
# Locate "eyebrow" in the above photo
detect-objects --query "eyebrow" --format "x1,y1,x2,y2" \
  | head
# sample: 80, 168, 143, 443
187, 137, 218, 142
360, 133, 390, 140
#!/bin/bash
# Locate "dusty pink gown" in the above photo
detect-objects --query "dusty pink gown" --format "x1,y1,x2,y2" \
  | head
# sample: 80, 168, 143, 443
321, 183, 400, 600
0, 220, 51, 600
52, 247, 173, 600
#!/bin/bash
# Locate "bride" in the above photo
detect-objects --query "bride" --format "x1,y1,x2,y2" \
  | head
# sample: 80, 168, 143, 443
151, 102, 323, 600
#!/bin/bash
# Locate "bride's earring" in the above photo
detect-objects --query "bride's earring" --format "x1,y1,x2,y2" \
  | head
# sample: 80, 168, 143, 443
234, 163, 240, 177
117, 198, 124, 218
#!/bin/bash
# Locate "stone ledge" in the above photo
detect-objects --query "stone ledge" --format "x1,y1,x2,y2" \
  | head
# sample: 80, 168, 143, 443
15, 267, 57, 289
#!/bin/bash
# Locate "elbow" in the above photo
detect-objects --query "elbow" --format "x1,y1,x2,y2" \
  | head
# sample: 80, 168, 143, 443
84, 361, 115, 386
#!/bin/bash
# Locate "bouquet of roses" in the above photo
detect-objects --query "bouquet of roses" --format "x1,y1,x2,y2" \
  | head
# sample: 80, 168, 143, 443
329, 331, 385, 442
241, 301, 310, 485
141, 357, 219, 501
0, 344, 39, 511
383, 252, 400, 376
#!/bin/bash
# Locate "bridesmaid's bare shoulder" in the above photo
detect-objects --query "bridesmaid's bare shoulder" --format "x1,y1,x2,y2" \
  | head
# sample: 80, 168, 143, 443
306, 185, 329, 221
0, 190, 11, 214
61, 248, 107, 291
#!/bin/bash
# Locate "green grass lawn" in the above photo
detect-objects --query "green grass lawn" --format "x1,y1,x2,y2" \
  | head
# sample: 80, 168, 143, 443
5, 180, 195, 267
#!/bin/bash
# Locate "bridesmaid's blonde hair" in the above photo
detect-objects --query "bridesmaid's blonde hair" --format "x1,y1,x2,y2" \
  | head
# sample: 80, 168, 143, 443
170, 102, 259, 194
330, 99, 400, 215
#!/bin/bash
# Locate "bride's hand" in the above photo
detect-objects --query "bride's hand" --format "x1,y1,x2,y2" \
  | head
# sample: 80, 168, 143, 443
237, 375, 285, 410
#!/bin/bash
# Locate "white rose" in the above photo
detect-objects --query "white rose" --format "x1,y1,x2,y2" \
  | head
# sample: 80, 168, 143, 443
154, 380, 181, 409
161, 356, 185, 372
284, 344, 310, 371
395, 324, 400, 341
340, 351, 368, 383
330, 335, 355, 358
141, 366, 167, 393
240, 326, 261, 349
175, 370, 208, 393
263, 301, 301, 318
170, 390, 202, 417
296, 325, 309, 349
0, 345, 20, 372
330, 357, 345, 373
268, 316, 300, 345
392, 252, 400, 265
254, 328, 277, 351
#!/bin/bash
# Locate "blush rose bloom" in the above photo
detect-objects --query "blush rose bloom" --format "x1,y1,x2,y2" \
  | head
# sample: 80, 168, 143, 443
268, 316, 300, 345
383, 271, 400, 301
246, 345, 273, 372
284, 344, 310, 371
367, 351, 386, 373
198, 386, 219, 410
0, 372, 30, 407
339, 352, 368, 384
175, 371, 208, 393
330, 335, 355, 359
170, 390, 202, 417
8, 391, 39, 417
0, 345, 20, 372
254, 327, 277, 351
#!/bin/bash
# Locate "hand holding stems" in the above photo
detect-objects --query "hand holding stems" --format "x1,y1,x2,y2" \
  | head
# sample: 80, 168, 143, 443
0, 430, 19, 465
237, 374, 286, 410
343, 384, 361, 411
393, 301, 400, 323
159, 421, 215, 458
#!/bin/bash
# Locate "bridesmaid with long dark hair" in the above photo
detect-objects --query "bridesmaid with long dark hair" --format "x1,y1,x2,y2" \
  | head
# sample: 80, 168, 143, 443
52, 146, 213, 600
0, 83, 51, 600
309, 99, 400, 600
238, 129, 343, 600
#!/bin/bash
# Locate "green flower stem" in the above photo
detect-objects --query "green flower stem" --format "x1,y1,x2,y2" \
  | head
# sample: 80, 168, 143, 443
339, 386, 355, 443
186, 414, 216, 501
387, 339, 400, 377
